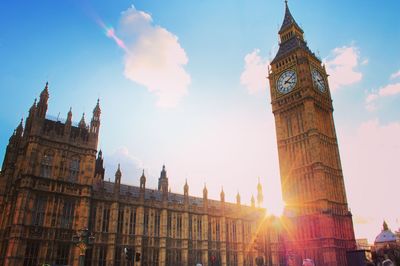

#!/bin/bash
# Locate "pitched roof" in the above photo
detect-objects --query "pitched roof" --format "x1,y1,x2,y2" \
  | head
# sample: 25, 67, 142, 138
279, 2, 303, 34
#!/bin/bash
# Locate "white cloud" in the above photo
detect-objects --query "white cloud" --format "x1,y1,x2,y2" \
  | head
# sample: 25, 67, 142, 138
339, 119, 400, 241
324, 45, 363, 91
118, 6, 191, 108
240, 49, 269, 94
365, 69, 400, 110
104, 147, 144, 184
390, 69, 400, 80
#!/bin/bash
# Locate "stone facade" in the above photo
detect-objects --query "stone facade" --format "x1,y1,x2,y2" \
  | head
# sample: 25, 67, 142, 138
0, 85, 280, 266
267, 2, 356, 266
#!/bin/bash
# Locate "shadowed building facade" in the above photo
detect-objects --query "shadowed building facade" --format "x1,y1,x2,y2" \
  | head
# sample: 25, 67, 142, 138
0, 85, 281, 266
268, 2, 356, 265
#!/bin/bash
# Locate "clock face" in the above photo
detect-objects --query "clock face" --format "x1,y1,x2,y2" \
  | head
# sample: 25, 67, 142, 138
277, 70, 297, 94
311, 69, 326, 92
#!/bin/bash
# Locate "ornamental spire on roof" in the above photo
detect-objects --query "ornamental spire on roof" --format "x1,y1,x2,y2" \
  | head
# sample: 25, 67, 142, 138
279, 0, 303, 34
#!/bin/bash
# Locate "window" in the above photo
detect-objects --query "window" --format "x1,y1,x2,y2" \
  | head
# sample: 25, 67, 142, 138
102, 208, 110, 232
154, 211, 160, 236
143, 209, 149, 236
129, 209, 136, 235
114, 246, 122, 266
40, 153, 53, 177
197, 218, 202, 240
69, 158, 80, 182
177, 214, 182, 238
117, 209, 124, 234
61, 199, 75, 229
23, 241, 39, 266
32, 196, 46, 226
55, 243, 70, 265
98, 246, 107, 266
167, 212, 172, 237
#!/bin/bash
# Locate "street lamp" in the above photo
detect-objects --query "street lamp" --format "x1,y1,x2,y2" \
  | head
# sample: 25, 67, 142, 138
72, 228, 95, 266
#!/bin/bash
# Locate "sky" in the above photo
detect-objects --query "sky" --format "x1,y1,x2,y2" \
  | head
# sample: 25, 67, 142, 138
0, 0, 399, 243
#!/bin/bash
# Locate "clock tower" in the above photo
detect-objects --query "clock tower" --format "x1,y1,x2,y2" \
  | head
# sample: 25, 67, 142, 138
268, 2, 356, 265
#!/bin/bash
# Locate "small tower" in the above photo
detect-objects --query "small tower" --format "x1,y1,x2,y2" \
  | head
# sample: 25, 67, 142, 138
257, 177, 264, 208
114, 164, 122, 195
90, 99, 101, 134
25, 98, 37, 134
94, 150, 105, 180
251, 195, 255, 208
220, 187, 225, 203
158, 165, 168, 200
64, 107, 72, 136
78, 113, 86, 129
203, 183, 208, 209
140, 169, 146, 190
236, 192, 241, 205
184, 179, 189, 205
36, 82, 49, 119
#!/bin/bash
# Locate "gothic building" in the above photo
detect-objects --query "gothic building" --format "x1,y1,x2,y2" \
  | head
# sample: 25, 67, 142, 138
268, 2, 356, 265
0, 2, 357, 266
0, 84, 279, 266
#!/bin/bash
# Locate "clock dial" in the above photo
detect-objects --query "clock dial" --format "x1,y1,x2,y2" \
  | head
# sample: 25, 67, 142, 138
312, 69, 326, 92
277, 70, 297, 94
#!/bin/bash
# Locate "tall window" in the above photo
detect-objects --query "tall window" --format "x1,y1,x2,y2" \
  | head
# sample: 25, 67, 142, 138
143, 209, 149, 236
69, 158, 80, 182
216, 219, 220, 241
197, 218, 202, 240
55, 243, 69, 265
114, 246, 122, 266
177, 214, 182, 238
32, 196, 46, 226
40, 153, 53, 177
23, 241, 39, 266
61, 200, 75, 229
129, 209, 136, 235
167, 212, 172, 237
154, 211, 160, 236
102, 208, 110, 233
98, 246, 107, 266
117, 209, 124, 234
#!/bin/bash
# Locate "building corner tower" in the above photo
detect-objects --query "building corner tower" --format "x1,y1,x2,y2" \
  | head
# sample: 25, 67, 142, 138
268, 2, 356, 265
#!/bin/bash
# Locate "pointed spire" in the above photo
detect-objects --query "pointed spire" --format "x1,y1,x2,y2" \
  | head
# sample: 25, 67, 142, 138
279, 0, 303, 34
115, 164, 122, 179
236, 191, 241, 205
257, 177, 264, 208
184, 179, 189, 195
383, 220, 389, 231
220, 187, 225, 202
29, 98, 37, 115
98, 149, 103, 159
203, 183, 208, 199
140, 169, 146, 189
40, 82, 49, 99
66, 107, 72, 123
79, 113, 86, 128
16, 118, 23, 137
251, 194, 255, 208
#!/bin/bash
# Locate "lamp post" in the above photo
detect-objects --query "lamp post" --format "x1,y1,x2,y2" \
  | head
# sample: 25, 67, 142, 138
72, 228, 95, 266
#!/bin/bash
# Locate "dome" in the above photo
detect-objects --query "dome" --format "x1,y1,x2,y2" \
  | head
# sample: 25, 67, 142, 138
375, 230, 397, 243
375, 221, 397, 244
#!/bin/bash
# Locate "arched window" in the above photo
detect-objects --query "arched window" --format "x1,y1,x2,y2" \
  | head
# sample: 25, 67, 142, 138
69, 158, 80, 182
40, 153, 53, 178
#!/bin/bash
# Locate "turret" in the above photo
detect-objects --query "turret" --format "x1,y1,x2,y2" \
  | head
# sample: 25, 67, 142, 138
114, 164, 121, 195
25, 98, 37, 134
140, 169, 146, 190
251, 195, 255, 208
64, 107, 73, 136
158, 165, 168, 200
236, 192, 241, 205
78, 113, 86, 129
257, 177, 264, 208
220, 187, 225, 203
184, 179, 189, 205
94, 150, 105, 180
203, 183, 208, 209
90, 99, 101, 134
36, 82, 49, 119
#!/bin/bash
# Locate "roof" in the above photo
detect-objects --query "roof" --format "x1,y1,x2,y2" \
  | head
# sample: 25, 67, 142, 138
94, 181, 259, 212
279, 2, 303, 34
271, 36, 314, 64
375, 229, 397, 244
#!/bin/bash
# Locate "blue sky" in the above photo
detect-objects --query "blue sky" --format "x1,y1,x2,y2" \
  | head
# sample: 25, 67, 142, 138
1, 0, 400, 242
